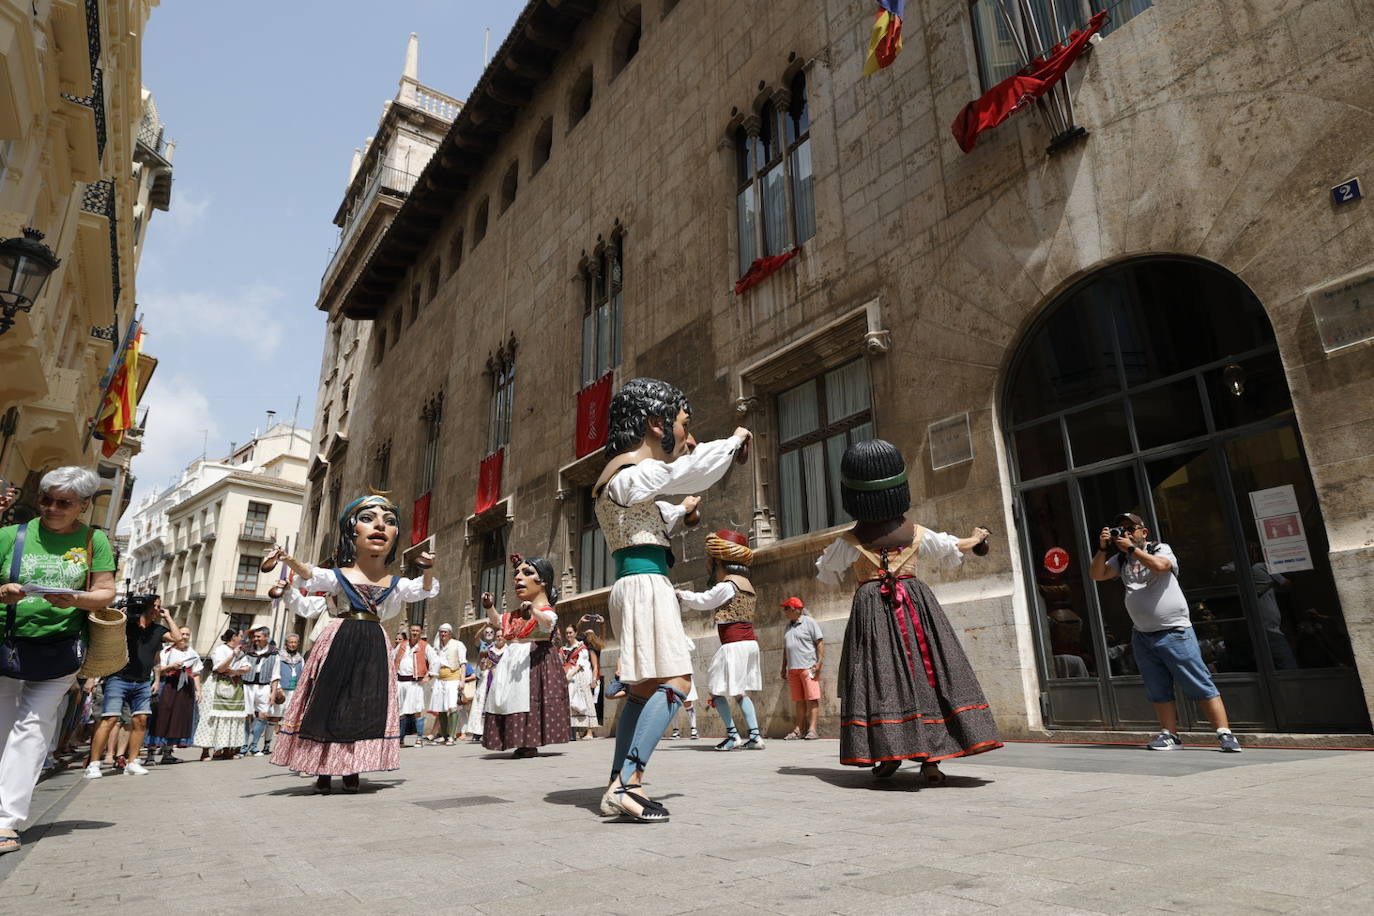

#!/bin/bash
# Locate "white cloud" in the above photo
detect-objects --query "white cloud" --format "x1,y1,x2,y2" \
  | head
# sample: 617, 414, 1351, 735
125, 373, 220, 517
140, 284, 288, 357
166, 188, 210, 234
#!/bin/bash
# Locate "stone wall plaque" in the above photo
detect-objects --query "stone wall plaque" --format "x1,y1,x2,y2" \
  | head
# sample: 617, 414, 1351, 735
1308, 270, 1374, 354
929, 412, 973, 470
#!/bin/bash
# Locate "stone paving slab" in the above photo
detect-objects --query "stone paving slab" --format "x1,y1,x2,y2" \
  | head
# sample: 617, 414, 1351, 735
0, 738, 1370, 914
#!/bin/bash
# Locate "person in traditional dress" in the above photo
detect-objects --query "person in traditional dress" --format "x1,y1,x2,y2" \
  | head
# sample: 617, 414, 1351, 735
239, 627, 281, 757
593, 377, 749, 822
428, 623, 468, 745
194, 630, 250, 760
677, 530, 764, 751
394, 622, 438, 747
268, 633, 305, 748
815, 439, 1000, 781
264, 494, 438, 794
481, 556, 571, 757
562, 625, 600, 739
147, 628, 200, 764
466, 625, 498, 742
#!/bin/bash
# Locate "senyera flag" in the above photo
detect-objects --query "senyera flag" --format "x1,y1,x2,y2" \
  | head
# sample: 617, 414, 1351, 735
94, 321, 142, 458
863, 1, 906, 76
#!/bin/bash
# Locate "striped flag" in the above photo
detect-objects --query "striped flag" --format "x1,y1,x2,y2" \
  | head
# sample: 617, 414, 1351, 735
863, 1, 906, 76
94, 321, 142, 457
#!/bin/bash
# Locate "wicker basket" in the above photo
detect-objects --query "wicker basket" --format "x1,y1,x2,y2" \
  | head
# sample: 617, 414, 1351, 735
78, 607, 128, 679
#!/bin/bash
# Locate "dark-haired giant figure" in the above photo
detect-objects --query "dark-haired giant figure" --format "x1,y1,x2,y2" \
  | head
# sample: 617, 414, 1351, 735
480, 555, 571, 757
815, 439, 1001, 780
593, 377, 749, 822
265, 495, 438, 794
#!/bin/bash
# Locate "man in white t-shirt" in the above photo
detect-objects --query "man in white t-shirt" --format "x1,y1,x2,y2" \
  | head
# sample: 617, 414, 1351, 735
1090, 512, 1241, 754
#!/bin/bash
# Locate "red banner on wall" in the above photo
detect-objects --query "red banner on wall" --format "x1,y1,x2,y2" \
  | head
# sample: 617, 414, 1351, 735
475, 448, 504, 515
411, 491, 431, 545
576, 372, 614, 458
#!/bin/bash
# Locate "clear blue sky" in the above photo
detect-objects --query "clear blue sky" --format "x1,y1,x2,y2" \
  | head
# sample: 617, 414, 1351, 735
129, 1, 525, 512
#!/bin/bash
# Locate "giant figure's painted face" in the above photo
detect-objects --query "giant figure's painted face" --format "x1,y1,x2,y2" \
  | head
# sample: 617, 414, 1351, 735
354, 505, 399, 555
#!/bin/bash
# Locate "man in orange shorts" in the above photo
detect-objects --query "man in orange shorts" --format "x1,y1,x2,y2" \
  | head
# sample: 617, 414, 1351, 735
780, 597, 825, 740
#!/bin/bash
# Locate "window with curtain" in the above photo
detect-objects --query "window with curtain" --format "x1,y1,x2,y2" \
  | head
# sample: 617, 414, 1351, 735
233, 555, 261, 594
581, 241, 623, 387
487, 351, 515, 456
419, 394, 442, 493
969, 1, 1149, 90
775, 358, 875, 540
578, 487, 614, 592
477, 527, 507, 609
733, 70, 818, 276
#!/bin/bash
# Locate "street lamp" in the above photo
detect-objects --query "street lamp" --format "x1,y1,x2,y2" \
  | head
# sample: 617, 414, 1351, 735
0, 228, 62, 336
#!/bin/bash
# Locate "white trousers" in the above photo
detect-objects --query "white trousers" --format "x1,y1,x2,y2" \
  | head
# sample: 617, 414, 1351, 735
0, 673, 77, 830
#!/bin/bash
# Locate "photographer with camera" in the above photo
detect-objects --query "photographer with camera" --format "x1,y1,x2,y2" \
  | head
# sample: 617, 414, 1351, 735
1090, 512, 1242, 753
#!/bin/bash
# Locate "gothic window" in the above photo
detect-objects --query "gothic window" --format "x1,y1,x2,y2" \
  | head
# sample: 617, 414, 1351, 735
578, 488, 613, 592
611, 6, 642, 79
448, 228, 464, 274
581, 239, 623, 387
374, 439, 392, 491
569, 68, 593, 129
500, 161, 519, 213
473, 197, 489, 247
419, 393, 443, 493
531, 118, 553, 175
486, 341, 516, 455
734, 71, 818, 275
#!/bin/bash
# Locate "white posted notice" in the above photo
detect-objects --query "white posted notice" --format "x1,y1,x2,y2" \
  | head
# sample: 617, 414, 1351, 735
1248, 484, 1314, 573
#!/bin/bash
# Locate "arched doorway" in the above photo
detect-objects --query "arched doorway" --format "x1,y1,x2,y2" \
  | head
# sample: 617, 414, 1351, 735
1005, 257, 1368, 733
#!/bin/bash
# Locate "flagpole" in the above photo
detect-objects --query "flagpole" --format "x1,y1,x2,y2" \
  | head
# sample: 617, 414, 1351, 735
992, 0, 1059, 138
1017, 0, 1071, 135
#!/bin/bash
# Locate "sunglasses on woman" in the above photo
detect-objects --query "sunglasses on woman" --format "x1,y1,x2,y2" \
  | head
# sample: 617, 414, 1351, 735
38, 495, 81, 510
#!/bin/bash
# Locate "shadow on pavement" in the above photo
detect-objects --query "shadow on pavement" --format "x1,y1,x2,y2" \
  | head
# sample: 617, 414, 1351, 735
25, 819, 115, 839
480, 752, 566, 760
775, 765, 994, 791
242, 777, 405, 798
543, 787, 683, 813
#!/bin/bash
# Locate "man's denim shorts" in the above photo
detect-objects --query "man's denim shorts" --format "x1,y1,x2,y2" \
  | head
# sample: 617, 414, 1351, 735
1131, 627, 1220, 704
101, 676, 153, 717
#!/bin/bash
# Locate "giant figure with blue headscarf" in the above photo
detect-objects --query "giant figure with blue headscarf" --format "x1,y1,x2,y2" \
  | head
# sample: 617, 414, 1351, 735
264, 494, 439, 794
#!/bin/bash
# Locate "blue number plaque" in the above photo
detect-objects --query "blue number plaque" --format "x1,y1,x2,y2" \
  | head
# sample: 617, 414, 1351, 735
1332, 178, 1362, 205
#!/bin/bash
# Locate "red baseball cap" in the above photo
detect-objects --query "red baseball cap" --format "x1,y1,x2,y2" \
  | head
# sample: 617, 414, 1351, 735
779, 597, 805, 610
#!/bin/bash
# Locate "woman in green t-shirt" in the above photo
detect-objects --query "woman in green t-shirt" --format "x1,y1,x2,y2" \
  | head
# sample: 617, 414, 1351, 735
0, 467, 116, 855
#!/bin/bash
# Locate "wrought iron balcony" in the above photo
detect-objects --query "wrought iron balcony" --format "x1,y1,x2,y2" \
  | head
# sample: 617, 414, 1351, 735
61, 66, 107, 162
79, 179, 121, 307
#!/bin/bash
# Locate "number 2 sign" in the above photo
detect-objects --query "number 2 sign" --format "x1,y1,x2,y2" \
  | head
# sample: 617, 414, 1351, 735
1332, 178, 1362, 205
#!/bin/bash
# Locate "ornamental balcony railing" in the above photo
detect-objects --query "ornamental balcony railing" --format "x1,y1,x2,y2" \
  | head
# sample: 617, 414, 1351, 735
61, 66, 107, 161
80, 179, 121, 306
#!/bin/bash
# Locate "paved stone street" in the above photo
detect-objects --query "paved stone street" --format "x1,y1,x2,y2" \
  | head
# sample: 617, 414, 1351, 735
1, 737, 1371, 915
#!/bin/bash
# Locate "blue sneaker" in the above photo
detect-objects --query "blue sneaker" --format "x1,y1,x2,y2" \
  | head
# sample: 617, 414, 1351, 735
1146, 731, 1183, 750
1218, 731, 1242, 753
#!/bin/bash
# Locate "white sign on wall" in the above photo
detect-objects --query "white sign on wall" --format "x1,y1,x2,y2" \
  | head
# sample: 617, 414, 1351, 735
1307, 270, 1374, 354
1248, 484, 1314, 573
928, 412, 973, 471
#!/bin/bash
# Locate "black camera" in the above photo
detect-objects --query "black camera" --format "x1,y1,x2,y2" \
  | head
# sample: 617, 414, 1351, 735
1108, 527, 1125, 540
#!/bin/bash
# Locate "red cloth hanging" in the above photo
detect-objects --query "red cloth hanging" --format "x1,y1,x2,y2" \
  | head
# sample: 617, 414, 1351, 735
950, 10, 1108, 154
734, 247, 799, 295
575, 372, 613, 458
475, 448, 503, 515
411, 492, 431, 545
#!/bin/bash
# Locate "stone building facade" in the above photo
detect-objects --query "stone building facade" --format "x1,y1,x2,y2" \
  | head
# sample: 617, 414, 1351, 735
0, 0, 168, 529
301, 0, 1374, 741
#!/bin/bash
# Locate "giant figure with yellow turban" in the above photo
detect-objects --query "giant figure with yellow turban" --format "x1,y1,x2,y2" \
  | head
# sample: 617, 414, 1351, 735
676, 529, 765, 751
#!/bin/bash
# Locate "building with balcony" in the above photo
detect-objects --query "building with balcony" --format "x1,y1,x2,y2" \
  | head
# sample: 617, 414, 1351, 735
0, 1, 169, 531
299, 0, 1374, 743
126, 422, 310, 652
296, 33, 460, 573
